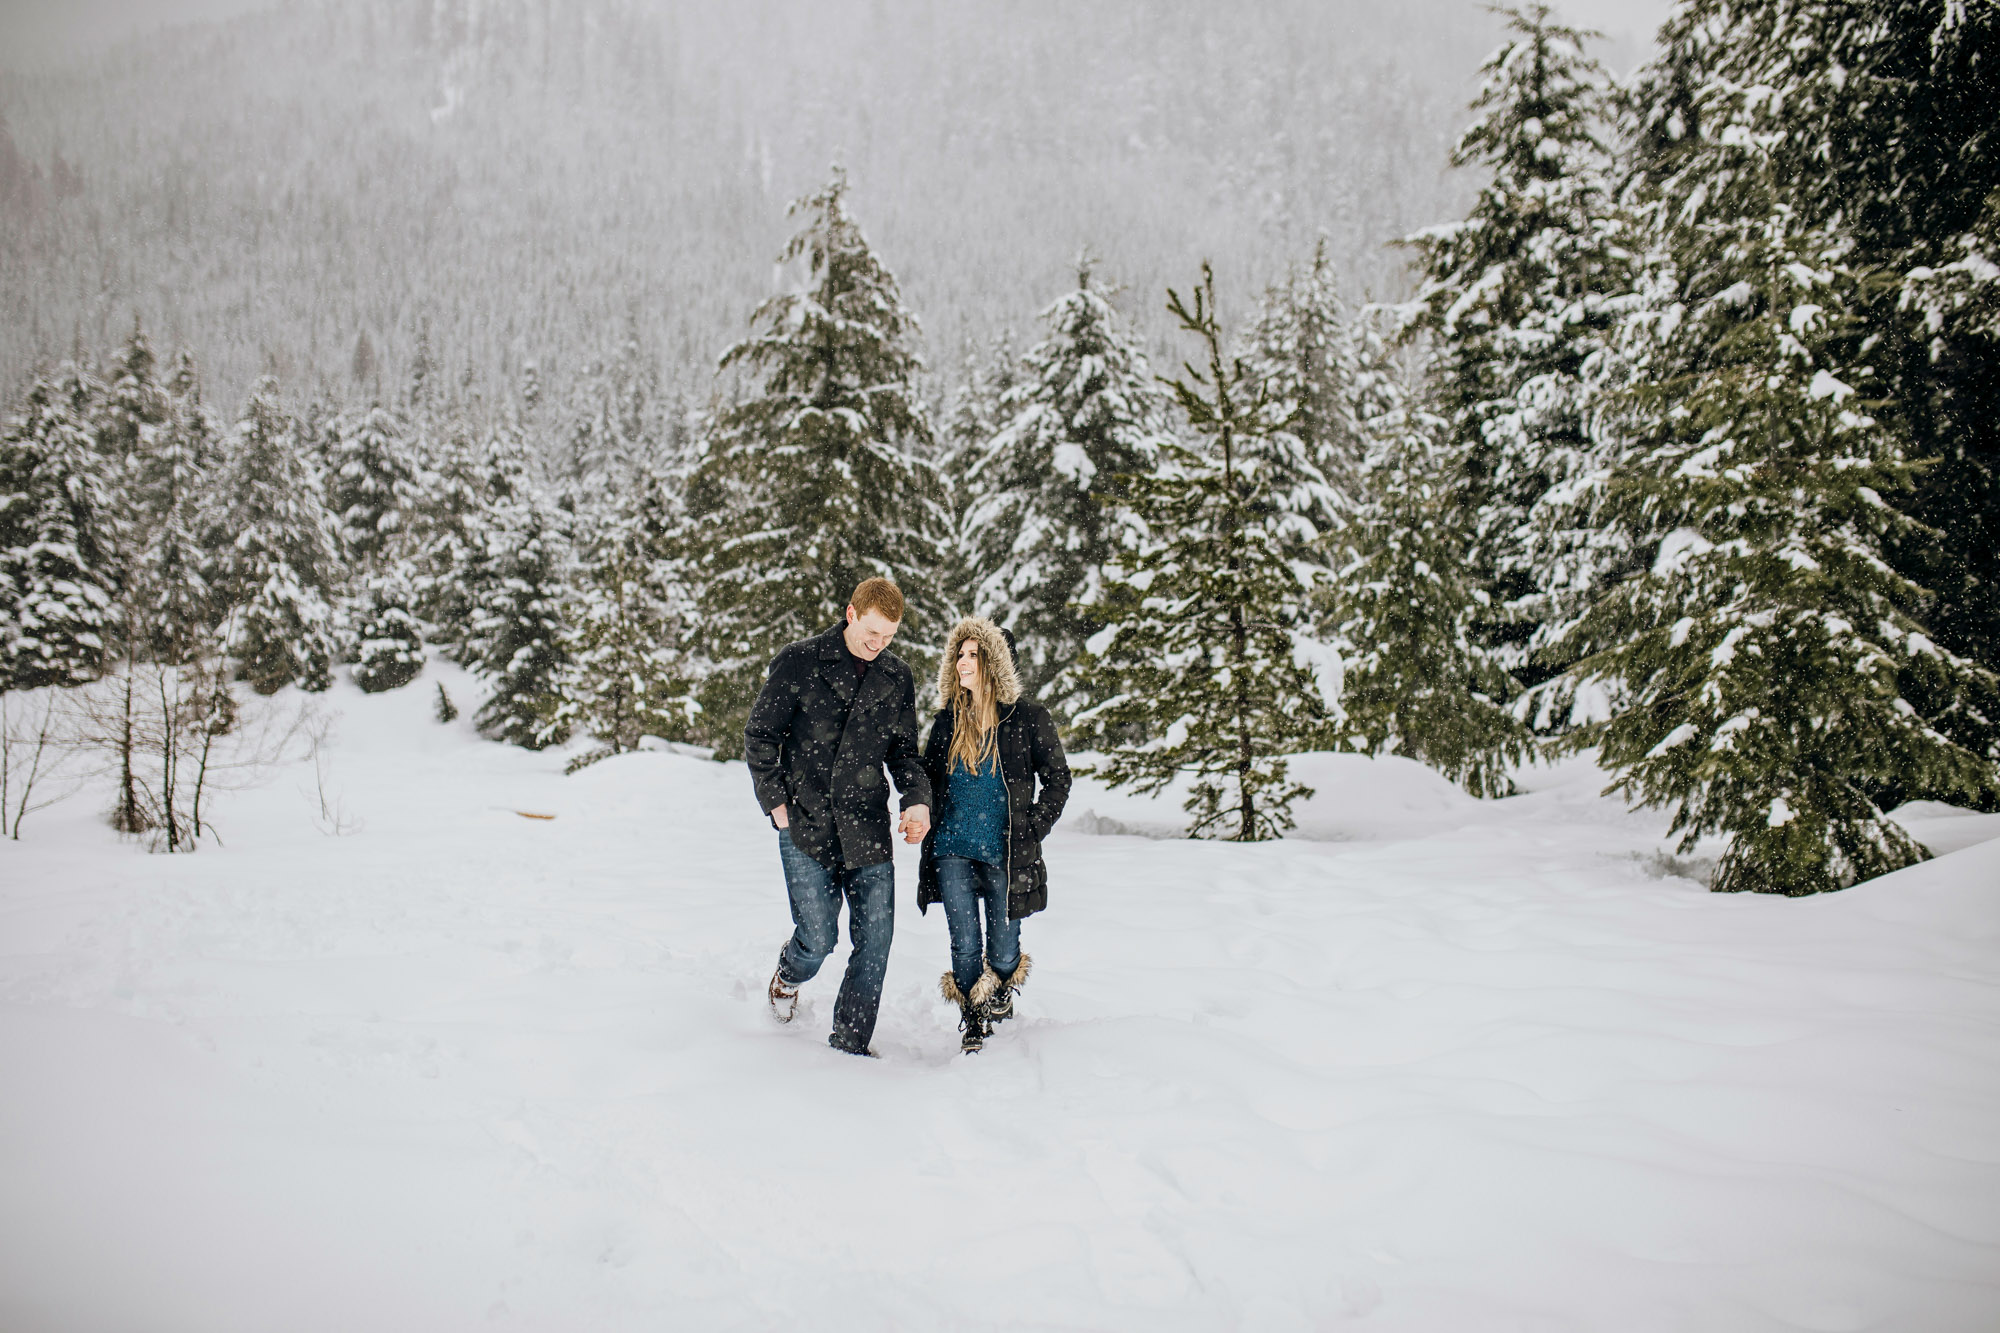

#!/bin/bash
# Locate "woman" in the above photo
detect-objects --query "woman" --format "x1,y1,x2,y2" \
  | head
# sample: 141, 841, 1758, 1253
918, 617, 1072, 1053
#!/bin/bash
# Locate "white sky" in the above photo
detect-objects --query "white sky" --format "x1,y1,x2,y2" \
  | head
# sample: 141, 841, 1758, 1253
2, 0, 1675, 71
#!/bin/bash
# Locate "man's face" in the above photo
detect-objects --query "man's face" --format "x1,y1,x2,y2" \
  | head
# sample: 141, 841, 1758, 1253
844, 606, 900, 660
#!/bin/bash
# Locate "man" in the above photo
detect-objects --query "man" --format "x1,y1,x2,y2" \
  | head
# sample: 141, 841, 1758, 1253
744, 577, 932, 1056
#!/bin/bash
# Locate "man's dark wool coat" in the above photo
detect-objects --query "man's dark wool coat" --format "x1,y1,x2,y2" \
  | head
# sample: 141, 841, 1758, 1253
917, 697, 1072, 922
743, 622, 931, 871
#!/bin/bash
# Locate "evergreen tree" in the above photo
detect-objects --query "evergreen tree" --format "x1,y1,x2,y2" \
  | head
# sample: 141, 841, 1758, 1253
936, 330, 1019, 616
350, 560, 426, 694
0, 364, 115, 690
470, 478, 571, 749
1628, 0, 2000, 781
965, 262, 1171, 706
406, 409, 485, 654
1331, 400, 1533, 798
449, 418, 537, 671
1067, 265, 1334, 841
123, 348, 222, 662
1243, 237, 1368, 546
95, 323, 170, 480
208, 378, 340, 693
544, 468, 699, 763
1556, 217, 1999, 894
326, 401, 419, 572
692, 167, 947, 756
1399, 4, 1627, 683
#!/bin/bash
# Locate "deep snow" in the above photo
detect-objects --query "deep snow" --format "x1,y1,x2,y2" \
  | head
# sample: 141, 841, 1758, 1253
3, 664, 1997, 1332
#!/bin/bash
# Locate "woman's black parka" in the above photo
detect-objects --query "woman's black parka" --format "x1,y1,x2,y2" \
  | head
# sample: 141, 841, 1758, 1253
916, 621, 1072, 921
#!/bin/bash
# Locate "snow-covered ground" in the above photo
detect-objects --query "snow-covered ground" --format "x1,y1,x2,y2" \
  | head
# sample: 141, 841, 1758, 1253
4, 664, 1998, 1332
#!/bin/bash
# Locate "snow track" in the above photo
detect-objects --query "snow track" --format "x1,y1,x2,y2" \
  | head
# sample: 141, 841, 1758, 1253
4, 667, 1997, 1331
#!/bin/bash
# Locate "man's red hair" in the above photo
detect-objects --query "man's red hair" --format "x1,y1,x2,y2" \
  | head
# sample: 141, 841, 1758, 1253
850, 577, 904, 622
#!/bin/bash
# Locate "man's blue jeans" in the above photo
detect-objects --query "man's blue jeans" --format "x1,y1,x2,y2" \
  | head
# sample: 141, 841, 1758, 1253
775, 829, 896, 1052
936, 855, 1019, 998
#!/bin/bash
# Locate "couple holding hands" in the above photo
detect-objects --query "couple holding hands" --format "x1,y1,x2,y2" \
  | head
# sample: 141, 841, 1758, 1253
744, 577, 1072, 1056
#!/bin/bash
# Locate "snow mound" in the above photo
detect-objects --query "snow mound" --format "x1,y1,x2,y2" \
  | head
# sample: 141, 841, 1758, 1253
1829, 824, 2000, 936
1887, 799, 2000, 857
1062, 750, 1480, 842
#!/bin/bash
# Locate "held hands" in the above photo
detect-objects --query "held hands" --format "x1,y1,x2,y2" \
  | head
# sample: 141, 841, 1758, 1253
773, 802, 926, 843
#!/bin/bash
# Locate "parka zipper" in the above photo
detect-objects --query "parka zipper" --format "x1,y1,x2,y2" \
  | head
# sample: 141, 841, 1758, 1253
999, 702, 1014, 916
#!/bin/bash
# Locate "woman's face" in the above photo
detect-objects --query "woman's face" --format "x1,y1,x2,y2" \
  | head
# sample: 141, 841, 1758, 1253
956, 638, 982, 695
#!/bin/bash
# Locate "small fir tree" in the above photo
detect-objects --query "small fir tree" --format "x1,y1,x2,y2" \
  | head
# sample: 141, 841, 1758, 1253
0, 364, 115, 690
326, 402, 420, 572
471, 480, 571, 749
544, 471, 700, 764
123, 348, 222, 663
1331, 401, 1534, 798
1067, 265, 1334, 841
406, 410, 485, 654
965, 262, 1172, 706
350, 561, 426, 694
936, 330, 1020, 611
1243, 237, 1369, 545
692, 167, 947, 755
208, 379, 340, 693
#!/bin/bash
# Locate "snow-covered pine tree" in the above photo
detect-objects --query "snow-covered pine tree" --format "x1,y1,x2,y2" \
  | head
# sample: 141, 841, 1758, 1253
1243, 237, 1367, 547
123, 347, 223, 663
208, 378, 340, 693
965, 261, 1171, 707
1398, 3, 1627, 686
1067, 265, 1334, 841
94, 323, 170, 483
691, 167, 947, 756
405, 409, 485, 656
544, 467, 699, 766
1556, 215, 1999, 894
470, 474, 572, 749
0, 364, 115, 690
1534, 0, 2000, 894
941, 332, 1018, 471
936, 330, 1019, 617
1627, 0, 2000, 780
326, 401, 420, 573
1331, 398, 1534, 798
350, 559, 426, 694
447, 417, 536, 671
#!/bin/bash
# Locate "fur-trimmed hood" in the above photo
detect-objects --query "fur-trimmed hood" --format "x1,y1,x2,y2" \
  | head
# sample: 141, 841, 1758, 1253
936, 617, 1021, 710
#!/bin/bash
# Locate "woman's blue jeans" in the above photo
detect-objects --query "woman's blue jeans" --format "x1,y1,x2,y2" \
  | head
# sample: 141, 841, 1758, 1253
936, 855, 1019, 998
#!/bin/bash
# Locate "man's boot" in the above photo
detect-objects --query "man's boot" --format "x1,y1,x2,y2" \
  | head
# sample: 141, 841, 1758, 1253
768, 956, 801, 1023
986, 955, 1032, 1025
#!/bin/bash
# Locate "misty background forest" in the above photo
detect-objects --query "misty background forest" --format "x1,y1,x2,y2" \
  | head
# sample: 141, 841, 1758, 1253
0, 0, 1547, 407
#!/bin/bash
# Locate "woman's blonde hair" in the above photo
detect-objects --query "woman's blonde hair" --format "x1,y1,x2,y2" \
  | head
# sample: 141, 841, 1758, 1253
937, 617, 1020, 775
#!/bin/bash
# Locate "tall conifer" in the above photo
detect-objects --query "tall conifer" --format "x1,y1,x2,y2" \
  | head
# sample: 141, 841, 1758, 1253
966, 263, 1171, 706
0, 365, 115, 690
209, 379, 340, 693
1399, 4, 1627, 683
692, 167, 946, 756
1067, 266, 1333, 841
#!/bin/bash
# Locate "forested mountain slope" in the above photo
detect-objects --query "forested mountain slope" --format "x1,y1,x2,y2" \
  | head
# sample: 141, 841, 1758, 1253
0, 0, 1502, 407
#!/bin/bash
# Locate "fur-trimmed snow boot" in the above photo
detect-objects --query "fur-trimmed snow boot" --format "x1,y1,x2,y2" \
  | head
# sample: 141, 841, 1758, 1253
958, 1000, 987, 1053
768, 958, 801, 1024
940, 968, 997, 1054
986, 955, 1032, 1024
